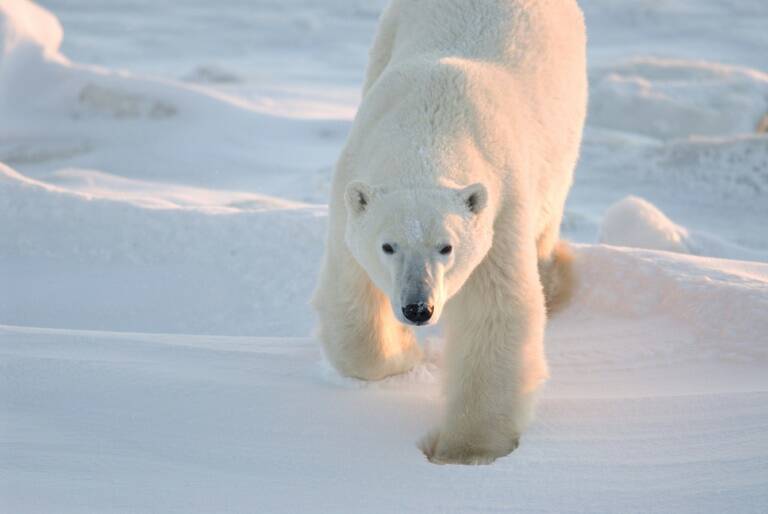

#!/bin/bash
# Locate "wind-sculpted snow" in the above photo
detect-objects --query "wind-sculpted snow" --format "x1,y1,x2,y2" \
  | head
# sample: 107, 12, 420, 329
2, 0, 768, 512
0, 162, 326, 336
2, 245, 767, 512
589, 59, 768, 139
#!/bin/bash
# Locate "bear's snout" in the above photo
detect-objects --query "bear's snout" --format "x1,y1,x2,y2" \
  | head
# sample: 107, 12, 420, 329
402, 302, 434, 324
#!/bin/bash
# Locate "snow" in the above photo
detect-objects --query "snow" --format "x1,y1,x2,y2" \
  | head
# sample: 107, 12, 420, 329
600, 195, 768, 261
600, 195, 692, 254
0, 0, 63, 62
589, 58, 768, 139
2, 0, 767, 512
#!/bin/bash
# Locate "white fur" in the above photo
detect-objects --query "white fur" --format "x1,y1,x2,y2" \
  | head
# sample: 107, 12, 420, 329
313, 0, 587, 464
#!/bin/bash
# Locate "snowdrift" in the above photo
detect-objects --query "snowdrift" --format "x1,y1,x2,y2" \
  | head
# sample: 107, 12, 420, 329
3, 242, 767, 512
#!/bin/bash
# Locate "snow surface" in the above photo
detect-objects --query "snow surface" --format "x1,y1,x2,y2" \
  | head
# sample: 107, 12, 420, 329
2, 0, 767, 512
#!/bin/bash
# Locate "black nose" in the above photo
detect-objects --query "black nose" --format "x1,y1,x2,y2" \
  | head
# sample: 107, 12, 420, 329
402, 303, 434, 324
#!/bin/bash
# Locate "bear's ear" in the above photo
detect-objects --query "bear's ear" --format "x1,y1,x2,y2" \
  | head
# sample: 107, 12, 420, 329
344, 181, 375, 216
458, 183, 487, 215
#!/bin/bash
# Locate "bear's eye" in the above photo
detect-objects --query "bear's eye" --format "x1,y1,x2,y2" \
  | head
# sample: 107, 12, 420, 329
439, 245, 453, 255
382, 243, 395, 254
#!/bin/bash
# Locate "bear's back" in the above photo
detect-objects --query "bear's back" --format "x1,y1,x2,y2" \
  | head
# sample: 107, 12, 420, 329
341, 0, 587, 214
387, 0, 585, 73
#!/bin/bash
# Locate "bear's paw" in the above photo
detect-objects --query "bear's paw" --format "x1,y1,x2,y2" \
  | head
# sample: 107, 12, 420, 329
418, 429, 520, 466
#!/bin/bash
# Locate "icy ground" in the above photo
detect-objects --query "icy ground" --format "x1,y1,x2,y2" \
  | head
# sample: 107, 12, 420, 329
2, 0, 767, 512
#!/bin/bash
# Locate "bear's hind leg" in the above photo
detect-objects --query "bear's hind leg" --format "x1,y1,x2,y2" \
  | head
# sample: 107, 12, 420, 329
538, 240, 575, 314
313, 252, 422, 381
537, 220, 575, 314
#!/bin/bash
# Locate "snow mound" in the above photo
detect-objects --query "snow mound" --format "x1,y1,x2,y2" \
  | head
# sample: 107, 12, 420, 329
589, 59, 768, 139
0, 162, 327, 336
0, 0, 345, 200
0, 0, 64, 62
600, 196, 690, 253
0, 0, 68, 110
570, 245, 768, 350
599, 195, 768, 261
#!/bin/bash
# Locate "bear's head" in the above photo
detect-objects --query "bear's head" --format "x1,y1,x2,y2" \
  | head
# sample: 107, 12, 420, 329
344, 181, 493, 326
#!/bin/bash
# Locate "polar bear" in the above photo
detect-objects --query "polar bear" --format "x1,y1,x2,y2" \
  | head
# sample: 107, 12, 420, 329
313, 0, 586, 464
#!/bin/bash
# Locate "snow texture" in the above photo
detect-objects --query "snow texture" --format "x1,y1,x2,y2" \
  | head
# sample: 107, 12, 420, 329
2, 0, 767, 512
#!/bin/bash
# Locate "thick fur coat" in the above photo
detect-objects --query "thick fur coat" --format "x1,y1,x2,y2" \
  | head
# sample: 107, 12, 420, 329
313, 0, 587, 464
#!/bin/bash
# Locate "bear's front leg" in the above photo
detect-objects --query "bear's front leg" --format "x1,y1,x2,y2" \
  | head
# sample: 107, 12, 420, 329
421, 242, 548, 464
313, 247, 422, 381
